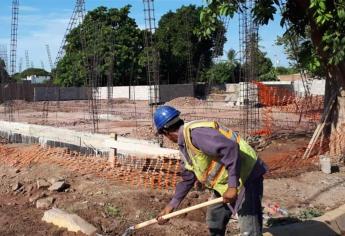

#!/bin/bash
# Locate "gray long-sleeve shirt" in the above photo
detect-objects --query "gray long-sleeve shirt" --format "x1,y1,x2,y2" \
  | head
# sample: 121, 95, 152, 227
169, 125, 267, 211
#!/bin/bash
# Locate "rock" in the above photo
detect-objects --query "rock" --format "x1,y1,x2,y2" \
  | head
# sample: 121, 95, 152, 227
29, 192, 47, 203
26, 184, 34, 194
42, 208, 97, 236
153, 198, 160, 203
36, 197, 55, 209
37, 179, 51, 189
101, 220, 118, 233
12, 182, 22, 191
189, 191, 199, 199
48, 177, 65, 185
48, 181, 68, 192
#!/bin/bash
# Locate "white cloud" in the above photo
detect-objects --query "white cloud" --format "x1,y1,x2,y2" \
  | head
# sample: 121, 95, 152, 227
2, 10, 73, 72
20, 5, 39, 12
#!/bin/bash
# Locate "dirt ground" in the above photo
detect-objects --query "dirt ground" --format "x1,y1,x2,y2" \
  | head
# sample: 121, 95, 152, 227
0, 97, 338, 235
0, 98, 318, 139
0, 137, 345, 236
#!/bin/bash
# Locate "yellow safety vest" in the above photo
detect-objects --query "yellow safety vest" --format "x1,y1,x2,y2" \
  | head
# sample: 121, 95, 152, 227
182, 121, 258, 195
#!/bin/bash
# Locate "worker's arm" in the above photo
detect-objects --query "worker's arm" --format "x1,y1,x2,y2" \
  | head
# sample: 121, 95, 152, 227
190, 127, 240, 202
169, 165, 196, 208
157, 164, 196, 224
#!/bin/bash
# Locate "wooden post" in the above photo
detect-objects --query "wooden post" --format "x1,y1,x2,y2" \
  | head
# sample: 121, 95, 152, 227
108, 133, 118, 168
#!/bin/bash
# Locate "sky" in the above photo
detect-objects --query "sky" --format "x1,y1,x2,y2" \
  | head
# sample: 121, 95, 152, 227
0, 0, 289, 73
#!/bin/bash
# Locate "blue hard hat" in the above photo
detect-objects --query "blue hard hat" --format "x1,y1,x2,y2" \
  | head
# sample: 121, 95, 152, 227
154, 106, 181, 131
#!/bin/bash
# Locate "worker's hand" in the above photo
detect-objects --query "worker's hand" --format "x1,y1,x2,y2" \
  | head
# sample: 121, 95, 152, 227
223, 187, 237, 204
156, 204, 174, 225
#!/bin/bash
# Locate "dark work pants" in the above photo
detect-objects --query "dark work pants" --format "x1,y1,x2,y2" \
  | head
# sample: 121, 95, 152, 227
206, 177, 264, 236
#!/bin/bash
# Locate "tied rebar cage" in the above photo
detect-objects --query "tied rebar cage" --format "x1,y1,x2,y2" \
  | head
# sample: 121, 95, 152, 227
143, 0, 160, 108
239, 0, 260, 138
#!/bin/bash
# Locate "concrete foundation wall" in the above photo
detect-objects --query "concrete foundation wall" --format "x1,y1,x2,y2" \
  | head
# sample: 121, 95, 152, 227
0, 121, 179, 158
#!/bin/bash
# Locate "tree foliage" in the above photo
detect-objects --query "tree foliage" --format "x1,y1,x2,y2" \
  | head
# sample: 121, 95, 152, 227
11, 68, 50, 81
201, 61, 239, 84
199, 0, 345, 72
256, 49, 277, 81
155, 5, 226, 84
199, 0, 345, 156
0, 58, 9, 82
275, 66, 298, 75
54, 6, 144, 87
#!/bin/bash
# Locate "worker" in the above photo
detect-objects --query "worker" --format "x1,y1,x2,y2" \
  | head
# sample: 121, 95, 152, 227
154, 105, 267, 236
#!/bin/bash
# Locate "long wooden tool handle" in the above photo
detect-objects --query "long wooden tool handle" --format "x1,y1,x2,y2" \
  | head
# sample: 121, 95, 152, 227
134, 197, 224, 230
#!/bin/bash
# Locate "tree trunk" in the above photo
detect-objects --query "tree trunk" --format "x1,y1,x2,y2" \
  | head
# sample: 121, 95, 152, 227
303, 0, 345, 162
326, 62, 345, 162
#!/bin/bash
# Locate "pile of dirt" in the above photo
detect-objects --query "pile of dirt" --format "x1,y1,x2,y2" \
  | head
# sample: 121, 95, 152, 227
166, 97, 205, 107
259, 134, 319, 178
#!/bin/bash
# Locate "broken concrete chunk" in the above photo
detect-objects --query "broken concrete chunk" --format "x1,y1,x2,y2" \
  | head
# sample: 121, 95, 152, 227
12, 182, 22, 191
37, 179, 51, 189
48, 181, 68, 192
48, 177, 65, 185
36, 197, 55, 209
42, 208, 97, 235
29, 192, 47, 203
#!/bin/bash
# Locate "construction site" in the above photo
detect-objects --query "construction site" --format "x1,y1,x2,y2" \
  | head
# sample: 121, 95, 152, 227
1, 0, 345, 236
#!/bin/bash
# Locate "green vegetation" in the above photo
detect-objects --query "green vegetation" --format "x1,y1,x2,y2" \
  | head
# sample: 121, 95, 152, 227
104, 204, 121, 218
54, 5, 226, 86
11, 68, 50, 81
201, 61, 239, 84
199, 0, 345, 154
0, 58, 9, 82
298, 207, 324, 220
275, 66, 298, 75
156, 5, 225, 84
54, 6, 144, 87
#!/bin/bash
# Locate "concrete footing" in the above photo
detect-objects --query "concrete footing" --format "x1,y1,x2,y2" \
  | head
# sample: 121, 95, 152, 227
0, 121, 179, 158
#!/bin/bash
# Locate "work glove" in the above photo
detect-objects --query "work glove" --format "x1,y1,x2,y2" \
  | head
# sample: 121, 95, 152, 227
222, 187, 237, 204
156, 204, 174, 225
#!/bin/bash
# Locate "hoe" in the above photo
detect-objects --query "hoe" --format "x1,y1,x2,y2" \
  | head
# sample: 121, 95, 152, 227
122, 197, 223, 236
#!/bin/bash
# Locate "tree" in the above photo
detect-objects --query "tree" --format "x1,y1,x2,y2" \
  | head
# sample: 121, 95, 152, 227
54, 6, 144, 87
11, 68, 50, 81
256, 49, 277, 81
276, 32, 325, 77
201, 61, 239, 84
155, 5, 226, 84
199, 0, 345, 160
275, 66, 298, 75
0, 58, 9, 82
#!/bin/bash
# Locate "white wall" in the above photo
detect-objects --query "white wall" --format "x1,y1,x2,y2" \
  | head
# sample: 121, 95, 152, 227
95, 86, 151, 100
26, 75, 50, 84
293, 80, 325, 96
